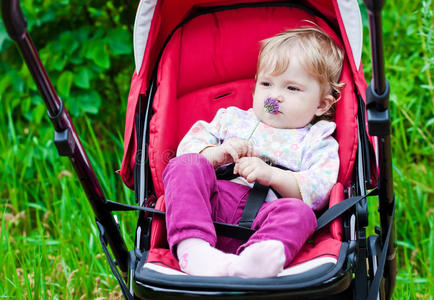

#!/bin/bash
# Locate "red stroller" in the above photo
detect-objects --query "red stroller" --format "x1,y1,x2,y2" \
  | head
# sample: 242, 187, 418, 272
2, 0, 397, 299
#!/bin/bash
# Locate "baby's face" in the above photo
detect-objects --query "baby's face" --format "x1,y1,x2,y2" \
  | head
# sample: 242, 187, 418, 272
253, 50, 328, 129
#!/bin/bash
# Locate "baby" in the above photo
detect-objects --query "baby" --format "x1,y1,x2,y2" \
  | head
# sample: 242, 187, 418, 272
163, 26, 345, 278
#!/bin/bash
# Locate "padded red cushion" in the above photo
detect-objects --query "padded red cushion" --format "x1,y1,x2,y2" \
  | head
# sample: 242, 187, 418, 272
146, 231, 341, 273
149, 6, 358, 197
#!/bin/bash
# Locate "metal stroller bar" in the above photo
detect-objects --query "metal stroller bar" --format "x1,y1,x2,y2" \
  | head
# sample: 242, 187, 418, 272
1, 0, 130, 275
363, 0, 397, 298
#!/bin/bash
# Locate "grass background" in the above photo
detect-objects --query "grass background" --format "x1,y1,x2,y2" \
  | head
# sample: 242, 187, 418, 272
1, 0, 433, 299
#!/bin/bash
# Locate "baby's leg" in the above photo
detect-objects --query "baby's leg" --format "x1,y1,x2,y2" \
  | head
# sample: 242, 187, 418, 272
163, 154, 241, 276
163, 154, 220, 261
229, 198, 317, 278
177, 238, 237, 276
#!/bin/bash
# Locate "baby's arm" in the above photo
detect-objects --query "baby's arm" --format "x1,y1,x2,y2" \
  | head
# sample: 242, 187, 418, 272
234, 121, 339, 207
200, 138, 254, 168
268, 168, 302, 199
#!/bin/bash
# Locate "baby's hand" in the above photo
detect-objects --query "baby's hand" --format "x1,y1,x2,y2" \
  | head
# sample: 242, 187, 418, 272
234, 157, 274, 186
200, 138, 254, 168
219, 138, 254, 163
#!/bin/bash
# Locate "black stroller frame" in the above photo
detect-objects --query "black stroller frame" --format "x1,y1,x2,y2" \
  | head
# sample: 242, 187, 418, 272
2, 0, 396, 299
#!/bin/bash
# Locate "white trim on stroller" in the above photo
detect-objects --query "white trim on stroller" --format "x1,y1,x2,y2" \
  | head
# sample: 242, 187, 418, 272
142, 256, 338, 277
133, 0, 157, 74
336, 0, 363, 70
132, 0, 363, 74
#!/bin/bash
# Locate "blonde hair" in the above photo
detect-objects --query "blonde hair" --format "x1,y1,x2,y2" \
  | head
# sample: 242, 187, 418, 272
256, 26, 345, 121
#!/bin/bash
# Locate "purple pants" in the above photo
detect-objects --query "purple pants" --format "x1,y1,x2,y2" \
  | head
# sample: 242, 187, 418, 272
162, 153, 317, 266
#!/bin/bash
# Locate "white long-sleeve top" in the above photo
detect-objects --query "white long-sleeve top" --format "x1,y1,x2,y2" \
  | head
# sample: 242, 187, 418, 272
177, 106, 339, 210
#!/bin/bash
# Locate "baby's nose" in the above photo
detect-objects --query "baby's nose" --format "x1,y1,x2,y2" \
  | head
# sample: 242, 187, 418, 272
271, 92, 283, 102
268, 93, 282, 101
272, 96, 283, 103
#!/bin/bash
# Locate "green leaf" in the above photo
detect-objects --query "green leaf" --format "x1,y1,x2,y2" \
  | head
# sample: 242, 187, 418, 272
75, 90, 102, 115
60, 32, 79, 56
0, 27, 11, 52
44, 53, 67, 72
74, 67, 93, 89
0, 75, 11, 95
11, 73, 25, 93
106, 28, 132, 55
33, 104, 47, 125
57, 71, 74, 97
91, 41, 110, 69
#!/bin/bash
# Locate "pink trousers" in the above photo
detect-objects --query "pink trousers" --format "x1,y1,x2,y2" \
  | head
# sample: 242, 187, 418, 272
162, 153, 317, 266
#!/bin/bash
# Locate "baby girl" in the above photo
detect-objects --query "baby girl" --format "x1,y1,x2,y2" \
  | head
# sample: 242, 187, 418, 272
163, 26, 344, 278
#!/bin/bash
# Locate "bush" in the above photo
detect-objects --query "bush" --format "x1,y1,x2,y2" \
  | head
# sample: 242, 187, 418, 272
0, 0, 137, 127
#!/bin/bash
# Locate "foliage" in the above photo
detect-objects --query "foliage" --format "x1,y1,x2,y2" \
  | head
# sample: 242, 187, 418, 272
0, 0, 138, 298
0, 0, 137, 123
360, 0, 434, 298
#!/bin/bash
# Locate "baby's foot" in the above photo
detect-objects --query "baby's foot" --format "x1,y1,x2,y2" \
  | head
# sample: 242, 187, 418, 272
228, 240, 285, 278
177, 238, 237, 276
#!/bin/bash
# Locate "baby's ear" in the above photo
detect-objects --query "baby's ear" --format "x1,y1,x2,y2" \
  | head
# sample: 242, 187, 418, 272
315, 95, 335, 116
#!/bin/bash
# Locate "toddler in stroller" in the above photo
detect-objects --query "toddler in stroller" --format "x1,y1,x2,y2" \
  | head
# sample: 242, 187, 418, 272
163, 26, 345, 278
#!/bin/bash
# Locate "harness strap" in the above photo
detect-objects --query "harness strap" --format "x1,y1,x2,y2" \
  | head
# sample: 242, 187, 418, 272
238, 182, 269, 229
315, 188, 379, 232
106, 187, 379, 241
217, 162, 275, 231
105, 200, 256, 240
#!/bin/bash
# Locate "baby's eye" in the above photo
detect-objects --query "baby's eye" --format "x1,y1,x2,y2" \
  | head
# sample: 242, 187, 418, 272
287, 86, 300, 91
260, 81, 271, 87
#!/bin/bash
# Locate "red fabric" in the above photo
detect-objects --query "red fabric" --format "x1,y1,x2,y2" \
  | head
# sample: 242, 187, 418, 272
290, 231, 341, 267
120, 72, 141, 188
147, 248, 181, 271
120, 0, 373, 190
121, 0, 372, 279
148, 181, 344, 270
329, 183, 344, 241
146, 7, 357, 197
150, 196, 168, 249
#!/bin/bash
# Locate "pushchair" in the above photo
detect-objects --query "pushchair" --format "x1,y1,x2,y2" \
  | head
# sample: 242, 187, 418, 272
2, 0, 397, 299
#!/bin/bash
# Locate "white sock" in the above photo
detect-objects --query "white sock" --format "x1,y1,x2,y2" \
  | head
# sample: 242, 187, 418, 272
177, 238, 237, 276
228, 240, 286, 278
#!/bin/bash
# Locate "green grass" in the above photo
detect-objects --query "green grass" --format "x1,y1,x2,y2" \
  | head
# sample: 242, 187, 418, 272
0, 113, 135, 299
360, 0, 433, 298
1, 0, 433, 299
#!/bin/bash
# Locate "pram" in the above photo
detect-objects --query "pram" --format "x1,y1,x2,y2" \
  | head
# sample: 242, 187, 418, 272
2, 0, 397, 299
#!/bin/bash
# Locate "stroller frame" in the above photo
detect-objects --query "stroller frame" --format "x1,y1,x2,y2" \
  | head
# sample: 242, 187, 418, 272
2, 0, 396, 299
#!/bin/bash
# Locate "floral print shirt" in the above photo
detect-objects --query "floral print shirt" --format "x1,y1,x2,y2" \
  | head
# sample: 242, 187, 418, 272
177, 106, 339, 210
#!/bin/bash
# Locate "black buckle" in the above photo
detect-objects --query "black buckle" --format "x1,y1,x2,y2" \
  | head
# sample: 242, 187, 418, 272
53, 128, 75, 156
48, 98, 76, 157
366, 80, 390, 137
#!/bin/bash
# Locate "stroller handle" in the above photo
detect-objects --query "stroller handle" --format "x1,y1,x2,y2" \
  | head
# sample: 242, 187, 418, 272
363, 1, 397, 298
1, 0, 27, 42
1, 0, 62, 122
1, 0, 130, 276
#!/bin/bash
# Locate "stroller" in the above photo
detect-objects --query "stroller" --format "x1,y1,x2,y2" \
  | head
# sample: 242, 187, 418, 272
2, 0, 397, 299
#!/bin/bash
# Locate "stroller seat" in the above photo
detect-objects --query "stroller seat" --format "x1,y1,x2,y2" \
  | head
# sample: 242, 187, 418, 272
134, 4, 359, 297
138, 183, 345, 279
